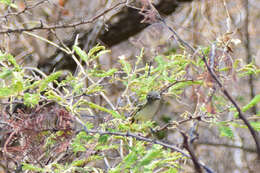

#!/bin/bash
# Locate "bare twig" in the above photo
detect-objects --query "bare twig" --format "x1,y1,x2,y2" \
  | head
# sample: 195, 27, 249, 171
159, 79, 195, 95
156, 13, 260, 158
180, 131, 202, 173
0, 2, 126, 34
199, 51, 260, 157
244, 0, 256, 114
0, 0, 48, 19
156, 115, 209, 132
197, 141, 256, 153
126, 0, 260, 158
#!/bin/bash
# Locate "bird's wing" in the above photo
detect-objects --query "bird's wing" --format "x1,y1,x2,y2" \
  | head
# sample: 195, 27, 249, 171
129, 103, 146, 123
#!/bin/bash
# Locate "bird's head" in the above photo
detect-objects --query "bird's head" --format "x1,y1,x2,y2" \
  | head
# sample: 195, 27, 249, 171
146, 91, 161, 102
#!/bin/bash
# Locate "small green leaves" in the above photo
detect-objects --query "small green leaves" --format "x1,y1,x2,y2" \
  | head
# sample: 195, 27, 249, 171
73, 44, 110, 64
73, 45, 88, 63
75, 100, 123, 119
72, 131, 93, 154
218, 123, 234, 138
112, 142, 180, 172
98, 134, 109, 144
38, 71, 62, 92
123, 149, 138, 169
0, 87, 14, 97
137, 145, 163, 168
0, 78, 23, 98
238, 62, 260, 77
0, 52, 20, 71
71, 159, 86, 167
233, 94, 260, 117
89, 68, 117, 77
22, 163, 44, 172
24, 93, 40, 107
0, 0, 18, 8
242, 94, 260, 113
170, 80, 202, 91
250, 122, 260, 131
0, 68, 13, 79
88, 45, 110, 59
119, 58, 132, 75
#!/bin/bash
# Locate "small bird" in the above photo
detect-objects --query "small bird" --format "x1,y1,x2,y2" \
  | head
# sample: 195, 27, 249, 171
131, 91, 161, 123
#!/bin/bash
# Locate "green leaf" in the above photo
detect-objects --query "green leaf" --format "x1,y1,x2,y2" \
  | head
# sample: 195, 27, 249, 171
22, 163, 44, 172
45, 90, 63, 102
24, 93, 40, 107
170, 80, 202, 91
73, 45, 88, 63
218, 125, 233, 138
71, 143, 86, 153
0, 0, 17, 8
72, 81, 84, 94
76, 131, 93, 142
123, 150, 138, 169
136, 48, 144, 66
137, 145, 162, 167
38, 71, 62, 92
90, 68, 118, 77
163, 167, 178, 173
71, 131, 93, 154
88, 45, 106, 59
71, 159, 85, 167
0, 69, 13, 79
238, 63, 260, 77
119, 59, 132, 75
250, 122, 260, 131
0, 52, 20, 70
76, 100, 123, 119
13, 80, 23, 93
242, 94, 260, 113
98, 134, 109, 144
0, 87, 13, 97
202, 46, 211, 55
96, 49, 111, 58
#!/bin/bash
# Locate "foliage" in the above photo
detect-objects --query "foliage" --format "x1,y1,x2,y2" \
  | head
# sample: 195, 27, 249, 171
0, 32, 260, 172
1, 0, 260, 172
0, 0, 17, 8
1, 1, 260, 171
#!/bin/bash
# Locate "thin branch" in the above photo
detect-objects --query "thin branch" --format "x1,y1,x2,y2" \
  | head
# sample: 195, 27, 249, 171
156, 115, 209, 132
157, 14, 260, 158
0, 2, 126, 34
72, 115, 214, 172
197, 141, 256, 153
244, 0, 256, 114
180, 131, 202, 173
0, 0, 48, 19
160, 79, 195, 95
200, 50, 260, 157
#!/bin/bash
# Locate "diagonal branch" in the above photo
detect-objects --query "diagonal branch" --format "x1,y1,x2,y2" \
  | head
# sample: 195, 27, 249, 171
0, 2, 126, 34
180, 131, 202, 173
74, 115, 214, 173
158, 17, 260, 158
